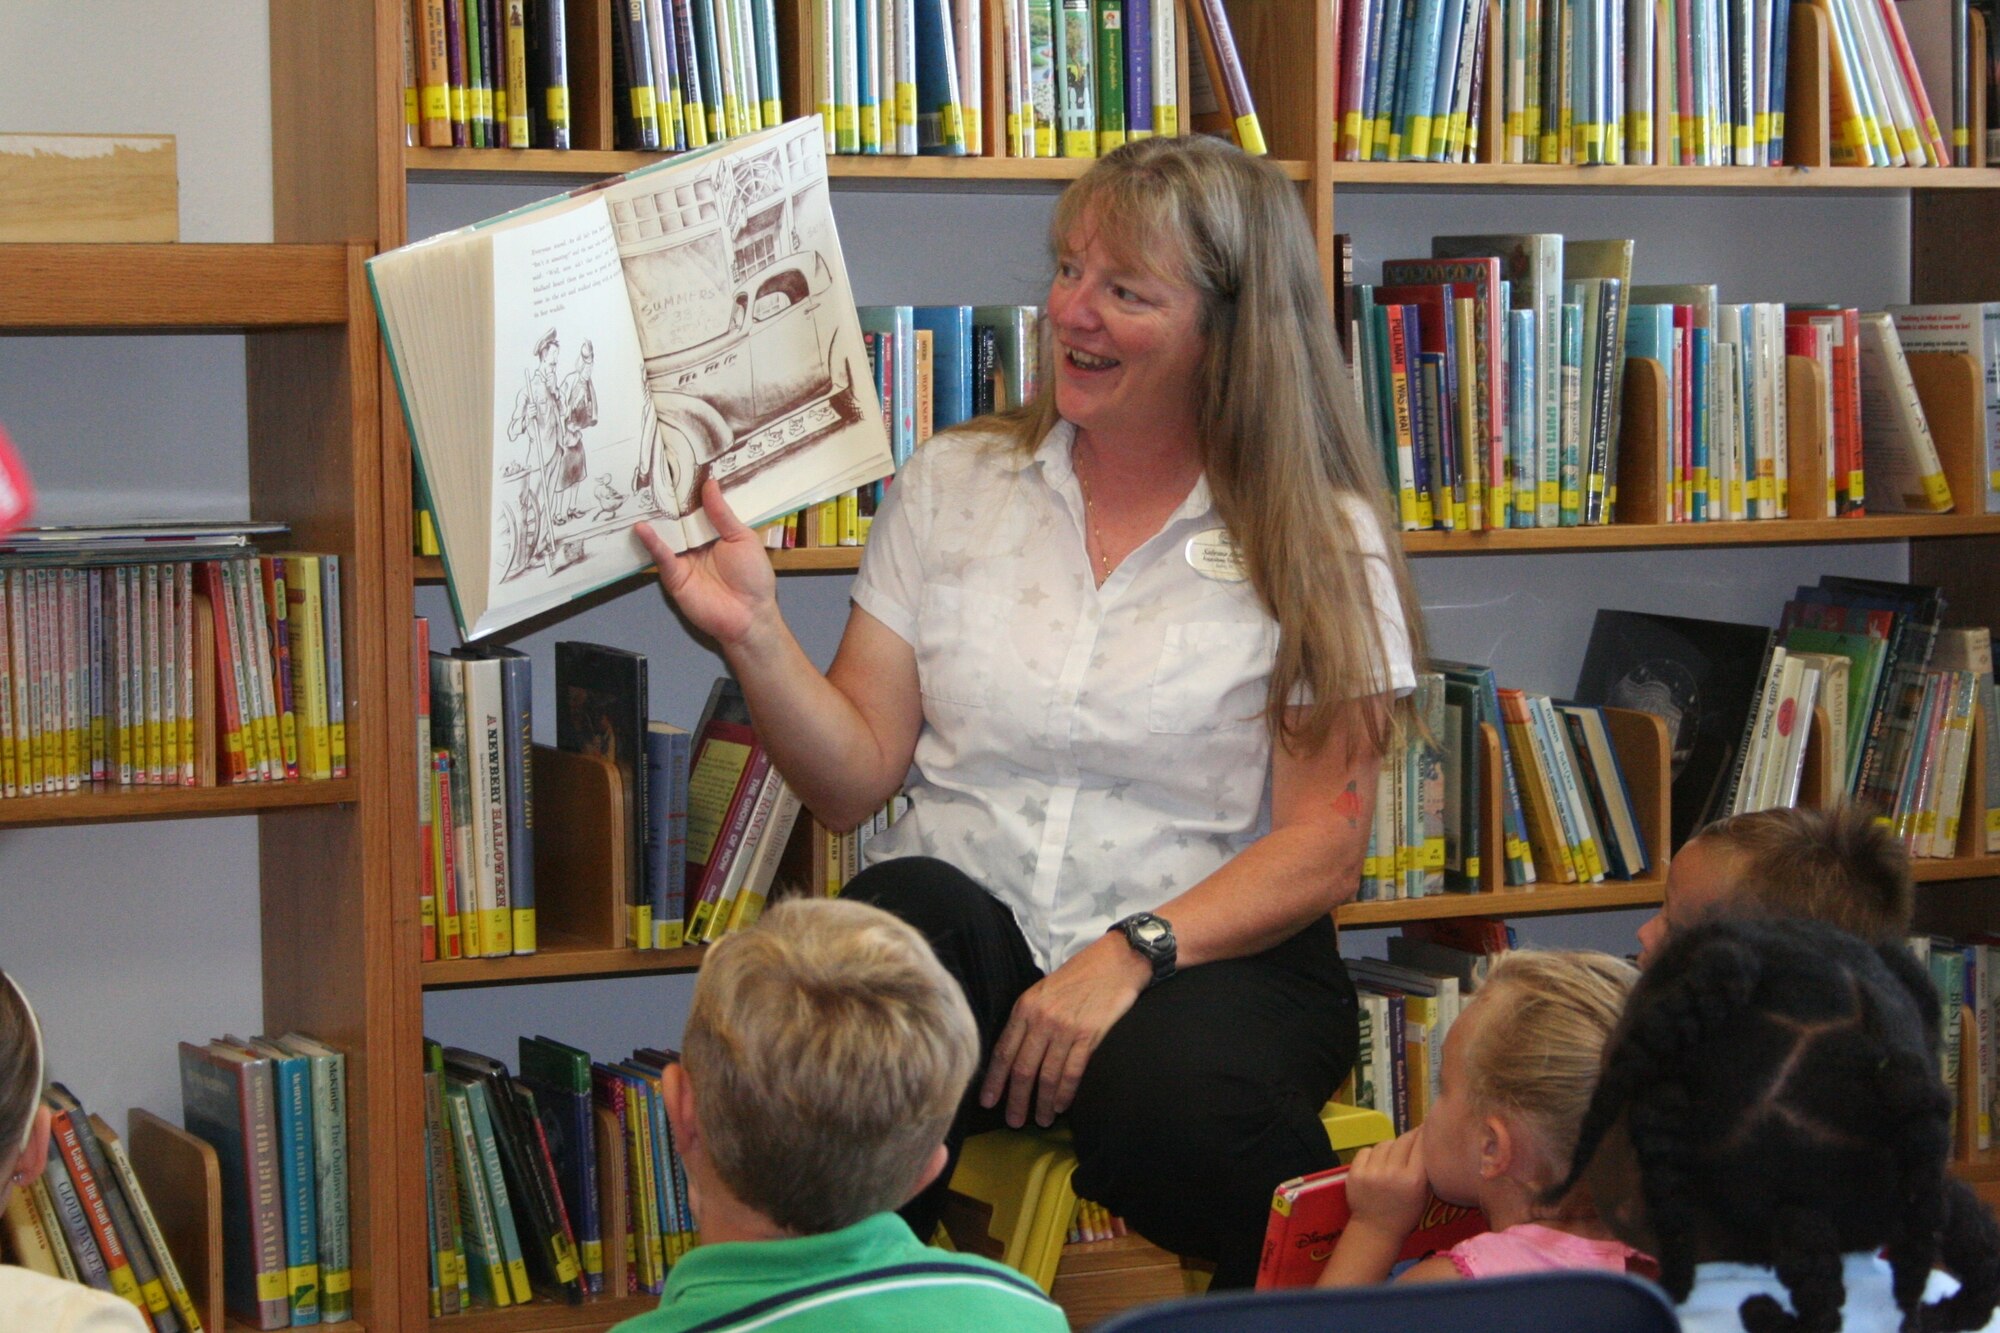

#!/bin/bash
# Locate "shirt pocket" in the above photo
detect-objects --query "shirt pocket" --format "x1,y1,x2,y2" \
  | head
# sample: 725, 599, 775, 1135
917, 584, 1002, 707
1148, 620, 1279, 734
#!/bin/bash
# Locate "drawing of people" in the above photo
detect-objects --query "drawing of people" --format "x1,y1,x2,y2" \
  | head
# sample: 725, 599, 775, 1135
506, 327, 563, 558
554, 340, 597, 525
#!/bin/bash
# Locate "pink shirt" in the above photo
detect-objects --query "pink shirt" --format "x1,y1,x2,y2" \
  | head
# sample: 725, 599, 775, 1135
1446, 1224, 1649, 1279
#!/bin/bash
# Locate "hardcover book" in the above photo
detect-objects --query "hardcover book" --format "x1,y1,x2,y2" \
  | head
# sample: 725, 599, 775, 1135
1257, 1165, 1487, 1288
369, 117, 893, 640
1573, 608, 1777, 848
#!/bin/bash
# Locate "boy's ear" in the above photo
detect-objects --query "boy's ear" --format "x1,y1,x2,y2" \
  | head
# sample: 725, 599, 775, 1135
904, 1143, 949, 1206
1479, 1114, 1513, 1181
662, 1062, 702, 1158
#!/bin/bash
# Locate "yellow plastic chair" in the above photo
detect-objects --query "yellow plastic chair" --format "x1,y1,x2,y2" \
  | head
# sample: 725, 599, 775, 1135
943, 1102, 1395, 1293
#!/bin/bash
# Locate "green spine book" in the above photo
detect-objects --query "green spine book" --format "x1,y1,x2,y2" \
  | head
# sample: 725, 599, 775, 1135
1058, 0, 1097, 156
1095, 0, 1126, 154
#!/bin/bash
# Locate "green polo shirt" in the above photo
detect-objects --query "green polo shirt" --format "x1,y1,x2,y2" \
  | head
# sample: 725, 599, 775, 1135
609, 1212, 1069, 1333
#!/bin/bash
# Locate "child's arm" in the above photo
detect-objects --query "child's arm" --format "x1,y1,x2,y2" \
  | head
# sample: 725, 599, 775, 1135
1317, 1127, 1450, 1287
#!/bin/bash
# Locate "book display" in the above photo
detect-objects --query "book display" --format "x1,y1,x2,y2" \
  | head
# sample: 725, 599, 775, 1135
205, 0, 2000, 1324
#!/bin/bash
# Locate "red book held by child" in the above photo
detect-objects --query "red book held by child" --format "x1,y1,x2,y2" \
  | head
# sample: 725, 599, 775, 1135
1257, 1163, 1489, 1289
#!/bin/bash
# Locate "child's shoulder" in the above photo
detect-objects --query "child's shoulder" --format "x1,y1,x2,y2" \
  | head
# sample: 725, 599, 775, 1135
1447, 1223, 1648, 1280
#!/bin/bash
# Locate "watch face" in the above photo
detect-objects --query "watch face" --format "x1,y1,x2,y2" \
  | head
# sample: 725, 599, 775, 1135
1133, 918, 1168, 947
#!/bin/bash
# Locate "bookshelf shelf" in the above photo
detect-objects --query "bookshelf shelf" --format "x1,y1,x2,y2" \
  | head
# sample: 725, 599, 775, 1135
421, 940, 707, 989
1327, 162, 2000, 191
404, 147, 1312, 187
1402, 514, 2000, 553
1914, 856, 2000, 883
425, 1293, 657, 1333
0, 778, 360, 827
1335, 879, 1666, 928
0, 244, 353, 329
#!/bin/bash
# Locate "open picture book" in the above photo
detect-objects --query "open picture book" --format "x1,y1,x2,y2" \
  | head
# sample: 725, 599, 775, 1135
369, 116, 893, 640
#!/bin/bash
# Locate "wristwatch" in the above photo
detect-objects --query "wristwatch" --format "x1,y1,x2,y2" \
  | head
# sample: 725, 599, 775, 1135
1110, 912, 1178, 985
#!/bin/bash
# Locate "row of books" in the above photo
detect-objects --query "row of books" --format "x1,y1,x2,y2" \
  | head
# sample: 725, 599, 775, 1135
0, 544, 347, 796
756, 302, 1041, 549
421, 1037, 693, 1314
405, 0, 579, 149
178, 1034, 352, 1329
422, 628, 540, 959
1334, 0, 1967, 166
607, 0, 788, 151
1343, 231, 1991, 532
1345, 919, 1518, 1132
0, 1086, 210, 1333
1367, 665, 1651, 901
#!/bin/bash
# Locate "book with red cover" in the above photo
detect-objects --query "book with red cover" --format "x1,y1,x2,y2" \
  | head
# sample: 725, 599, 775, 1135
683, 677, 765, 939
1257, 1164, 1488, 1289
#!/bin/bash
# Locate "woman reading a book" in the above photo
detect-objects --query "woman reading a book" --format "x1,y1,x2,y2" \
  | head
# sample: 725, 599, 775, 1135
0, 969, 147, 1331
637, 134, 1422, 1289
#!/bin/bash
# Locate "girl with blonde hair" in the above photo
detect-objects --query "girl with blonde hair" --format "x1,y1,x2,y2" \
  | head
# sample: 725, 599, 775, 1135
1320, 951, 1650, 1285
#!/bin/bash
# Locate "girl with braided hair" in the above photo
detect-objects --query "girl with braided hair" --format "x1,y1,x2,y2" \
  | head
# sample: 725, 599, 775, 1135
0, 968, 146, 1330
1565, 917, 2000, 1333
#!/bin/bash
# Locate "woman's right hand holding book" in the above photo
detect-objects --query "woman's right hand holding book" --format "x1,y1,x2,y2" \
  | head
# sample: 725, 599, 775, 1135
635, 477, 779, 654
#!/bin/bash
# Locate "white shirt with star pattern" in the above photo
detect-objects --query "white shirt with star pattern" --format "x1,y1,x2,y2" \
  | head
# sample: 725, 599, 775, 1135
851, 419, 1417, 972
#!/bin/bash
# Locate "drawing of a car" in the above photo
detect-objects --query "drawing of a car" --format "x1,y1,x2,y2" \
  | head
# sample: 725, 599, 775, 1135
637, 249, 862, 518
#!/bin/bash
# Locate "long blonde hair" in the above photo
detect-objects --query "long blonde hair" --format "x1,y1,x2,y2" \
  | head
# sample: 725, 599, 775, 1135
994, 135, 1425, 756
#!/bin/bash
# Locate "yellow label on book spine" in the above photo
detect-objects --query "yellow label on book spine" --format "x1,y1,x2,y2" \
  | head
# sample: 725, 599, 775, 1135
631, 86, 656, 122
1466, 855, 1481, 878
423, 87, 450, 121
1421, 836, 1445, 870
1920, 472, 1953, 509
480, 908, 509, 957
326, 1267, 352, 1295
629, 903, 653, 951
1037, 123, 1057, 155
547, 87, 569, 122
654, 917, 684, 950
963, 106, 980, 147
257, 1270, 287, 1301
1099, 128, 1127, 154
1506, 837, 1528, 864
506, 1258, 532, 1304
512, 909, 535, 954
896, 85, 916, 127
1409, 116, 1434, 159
1158, 105, 1177, 136
1538, 480, 1559, 505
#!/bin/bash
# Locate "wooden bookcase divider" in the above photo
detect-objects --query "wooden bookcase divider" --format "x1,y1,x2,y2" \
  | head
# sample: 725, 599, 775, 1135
1785, 353, 1831, 518
128, 1107, 224, 1333
1908, 351, 1988, 515
530, 742, 630, 951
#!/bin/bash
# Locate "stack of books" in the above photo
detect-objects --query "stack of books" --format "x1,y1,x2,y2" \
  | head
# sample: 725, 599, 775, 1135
2, 1086, 212, 1332
407, 0, 582, 149
0, 526, 346, 795
178, 1034, 353, 1329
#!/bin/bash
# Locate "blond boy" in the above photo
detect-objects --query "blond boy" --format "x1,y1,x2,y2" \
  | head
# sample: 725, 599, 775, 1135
612, 899, 1067, 1332
1636, 802, 1914, 969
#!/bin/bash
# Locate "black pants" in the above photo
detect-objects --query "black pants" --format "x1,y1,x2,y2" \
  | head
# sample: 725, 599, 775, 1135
842, 856, 1358, 1290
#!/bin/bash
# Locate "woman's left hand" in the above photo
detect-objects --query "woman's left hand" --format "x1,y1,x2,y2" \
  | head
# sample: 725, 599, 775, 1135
980, 934, 1153, 1128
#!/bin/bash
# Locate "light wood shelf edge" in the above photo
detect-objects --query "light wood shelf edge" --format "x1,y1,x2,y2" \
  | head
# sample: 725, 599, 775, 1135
421, 942, 708, 989
0, 777, 359, 826
424, 1293, 658, 1332
1337, 880, 1666, 926
0, 244, 353, 328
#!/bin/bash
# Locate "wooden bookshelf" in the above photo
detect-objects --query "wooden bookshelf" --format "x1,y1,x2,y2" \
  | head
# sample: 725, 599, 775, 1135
255, 0, 2000, 1324
0, 243, 352, 329
0, 779, 359, 827
422, 941, 707, 988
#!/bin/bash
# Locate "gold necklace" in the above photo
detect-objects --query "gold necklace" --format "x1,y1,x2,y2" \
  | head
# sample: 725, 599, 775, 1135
1075, 451, 1113, 580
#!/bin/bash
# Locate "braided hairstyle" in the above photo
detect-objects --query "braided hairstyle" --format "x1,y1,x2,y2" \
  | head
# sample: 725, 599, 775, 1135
1557, 918, 2000, 1333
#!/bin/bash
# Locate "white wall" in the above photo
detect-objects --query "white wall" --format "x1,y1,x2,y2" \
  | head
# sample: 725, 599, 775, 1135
0, 9, 1918, 1120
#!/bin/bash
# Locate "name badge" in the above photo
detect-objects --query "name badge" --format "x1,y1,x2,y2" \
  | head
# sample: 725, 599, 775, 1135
1185, 528, 1247, 582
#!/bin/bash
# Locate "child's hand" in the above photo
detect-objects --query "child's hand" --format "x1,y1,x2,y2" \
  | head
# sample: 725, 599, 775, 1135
1345, 1126, 1431, 1239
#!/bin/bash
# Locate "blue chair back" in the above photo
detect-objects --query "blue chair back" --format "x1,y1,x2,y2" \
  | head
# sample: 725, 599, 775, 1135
1092, 1271, 1679, 1333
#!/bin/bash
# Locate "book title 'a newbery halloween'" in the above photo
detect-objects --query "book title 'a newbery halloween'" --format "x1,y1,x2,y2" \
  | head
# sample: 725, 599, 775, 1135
369, 116, 893, 640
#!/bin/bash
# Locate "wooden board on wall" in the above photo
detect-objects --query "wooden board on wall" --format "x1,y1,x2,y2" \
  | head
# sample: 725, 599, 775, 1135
0, 133, 177, 241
